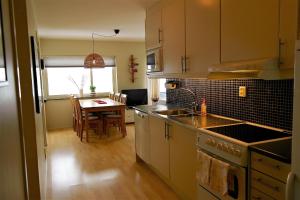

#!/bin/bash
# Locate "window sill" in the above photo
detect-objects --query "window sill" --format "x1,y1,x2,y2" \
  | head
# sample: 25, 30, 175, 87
45, 92, 109, 101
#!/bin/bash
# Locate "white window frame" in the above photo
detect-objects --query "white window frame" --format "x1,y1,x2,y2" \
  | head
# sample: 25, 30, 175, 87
43, 56, 118, 99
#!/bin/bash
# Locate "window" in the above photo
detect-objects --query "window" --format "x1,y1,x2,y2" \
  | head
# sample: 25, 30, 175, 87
159, 78, 166, 100
44, 56, 116, 97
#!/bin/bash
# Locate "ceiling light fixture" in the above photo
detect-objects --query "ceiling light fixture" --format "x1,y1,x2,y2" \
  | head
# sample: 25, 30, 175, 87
84, 29, 120, 68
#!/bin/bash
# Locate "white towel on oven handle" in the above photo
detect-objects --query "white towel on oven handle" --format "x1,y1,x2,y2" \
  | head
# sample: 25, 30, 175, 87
196, 150, 212, 186
209, 157, 230, 196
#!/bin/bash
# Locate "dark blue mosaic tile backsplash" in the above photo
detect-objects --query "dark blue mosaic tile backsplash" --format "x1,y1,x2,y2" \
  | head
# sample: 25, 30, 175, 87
167, 79, 294, 130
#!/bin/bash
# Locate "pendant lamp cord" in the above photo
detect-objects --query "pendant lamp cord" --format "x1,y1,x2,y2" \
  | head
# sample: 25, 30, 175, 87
91, 31, 119, 61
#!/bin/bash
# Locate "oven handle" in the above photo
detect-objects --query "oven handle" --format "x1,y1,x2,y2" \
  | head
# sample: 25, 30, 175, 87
197, 148, 241, 168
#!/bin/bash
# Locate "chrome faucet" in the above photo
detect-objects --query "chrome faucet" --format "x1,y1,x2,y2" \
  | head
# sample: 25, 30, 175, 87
176, 88, 198, 113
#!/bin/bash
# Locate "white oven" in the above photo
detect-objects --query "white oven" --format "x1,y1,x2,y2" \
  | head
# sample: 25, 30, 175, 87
196, 148, 247, 200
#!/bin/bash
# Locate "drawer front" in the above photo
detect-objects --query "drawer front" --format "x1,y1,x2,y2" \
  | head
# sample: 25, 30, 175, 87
251, 170, 285, 200
251, 152, 290, 182
251, 188, 275, 200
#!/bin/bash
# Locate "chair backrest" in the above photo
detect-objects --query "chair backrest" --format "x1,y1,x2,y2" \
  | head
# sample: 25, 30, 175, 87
70, 95, 76, 117
114, 92, 121, 101
74, 98, 83, 124
120, 94, 127, 104
109, 92, 114, 99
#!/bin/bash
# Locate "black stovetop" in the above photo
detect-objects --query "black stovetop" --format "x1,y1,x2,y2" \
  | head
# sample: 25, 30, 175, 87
206, 124, 291, 143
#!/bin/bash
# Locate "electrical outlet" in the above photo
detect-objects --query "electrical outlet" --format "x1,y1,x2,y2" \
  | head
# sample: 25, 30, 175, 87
239, 86, 247, 97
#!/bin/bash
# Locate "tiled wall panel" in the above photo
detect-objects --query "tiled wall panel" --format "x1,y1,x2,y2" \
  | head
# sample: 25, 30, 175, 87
167, 79, 294, 130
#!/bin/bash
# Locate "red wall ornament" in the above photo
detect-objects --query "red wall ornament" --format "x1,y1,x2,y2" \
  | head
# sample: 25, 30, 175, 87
129, 55, 138, 83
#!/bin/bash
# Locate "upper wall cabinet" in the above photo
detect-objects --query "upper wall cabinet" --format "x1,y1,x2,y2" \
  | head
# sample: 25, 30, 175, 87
221, 0, 280, 63
162, 0, 220, 76
185, 0, 220, 76
161, 0, 185, 74
145, 2, 162, 50
279, 0, 298, 69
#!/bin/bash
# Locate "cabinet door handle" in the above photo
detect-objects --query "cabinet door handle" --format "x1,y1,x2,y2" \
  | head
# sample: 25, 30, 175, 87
278, 38, 285, 65
184, 56, 189, 72
181, 56, 184, 73
158, 29, 162, 43
166, 123, 170, 140
255, 178, 280, 192
164, 123, 167, 140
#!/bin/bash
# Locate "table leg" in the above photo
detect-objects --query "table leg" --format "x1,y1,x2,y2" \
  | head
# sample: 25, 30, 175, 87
85, 110, 89, 142
120, 107, 126, 137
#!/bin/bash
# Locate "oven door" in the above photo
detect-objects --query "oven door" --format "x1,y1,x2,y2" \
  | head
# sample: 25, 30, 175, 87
196, 149, 247, 200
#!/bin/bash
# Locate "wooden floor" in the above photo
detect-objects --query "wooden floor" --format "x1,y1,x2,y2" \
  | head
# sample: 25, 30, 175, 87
46, 125, 179, 200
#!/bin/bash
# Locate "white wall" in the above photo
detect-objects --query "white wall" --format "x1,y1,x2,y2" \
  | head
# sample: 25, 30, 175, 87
40, 39, 147, 130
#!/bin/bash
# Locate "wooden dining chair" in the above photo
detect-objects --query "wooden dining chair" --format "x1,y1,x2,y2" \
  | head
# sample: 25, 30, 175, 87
103, 94, 127, 136
114, 92, 121, 101
70, 95, 77, 132
74, 99, 103, 141
109, 92, 115, 99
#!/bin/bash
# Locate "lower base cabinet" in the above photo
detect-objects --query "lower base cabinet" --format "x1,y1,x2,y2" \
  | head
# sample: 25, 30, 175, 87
149, 115, 170, 179
149, 115, 197, 200
170, 123, 197, 200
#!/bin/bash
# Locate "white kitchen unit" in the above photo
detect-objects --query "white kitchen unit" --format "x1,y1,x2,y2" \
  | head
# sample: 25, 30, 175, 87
185, 0, 220, 76
125, 108, 134, 123
161, 0, 185, 74
169, 122, 197, 200
161, 0, 220, 76
287, 41, 300, 200
279, 0, 298, 69
149, 114, 197, 199
250, 152, 290, 199
145, 1, 162, 50
134, 110, 150, 163
149, 115, 170, 179
220, 0, 280, 63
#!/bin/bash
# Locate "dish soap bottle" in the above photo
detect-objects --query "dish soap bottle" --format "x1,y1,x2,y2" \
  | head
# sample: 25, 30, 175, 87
201, 98, 207, 116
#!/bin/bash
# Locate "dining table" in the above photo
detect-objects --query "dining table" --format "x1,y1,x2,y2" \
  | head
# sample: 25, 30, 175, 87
79, 98, 127, 142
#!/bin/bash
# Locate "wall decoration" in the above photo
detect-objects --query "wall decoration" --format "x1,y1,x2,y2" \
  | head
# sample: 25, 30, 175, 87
129, 54, 138, 83
0, 2, 7, 86
30, 36, 42, 113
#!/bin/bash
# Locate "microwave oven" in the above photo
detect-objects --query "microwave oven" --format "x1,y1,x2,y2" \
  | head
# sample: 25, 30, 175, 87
147, 48, 163, 73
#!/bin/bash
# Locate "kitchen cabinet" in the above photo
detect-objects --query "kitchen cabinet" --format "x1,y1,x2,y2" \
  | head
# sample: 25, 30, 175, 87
279, 0, 298, 69
250, 152, 291, 200
145, 1, 162, 50
134, 110, 150, 163
220, 0, 280, 63
185, 0, 220, 76
169, 122, 197, 200
149, 115, 170, 178
125, 108, 134, 123
161, 0, 220, 76
148, 115, 197, 199
161, 0, 185, 74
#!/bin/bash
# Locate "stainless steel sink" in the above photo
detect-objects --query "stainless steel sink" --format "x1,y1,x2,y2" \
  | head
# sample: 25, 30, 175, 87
153, 109, 191, 116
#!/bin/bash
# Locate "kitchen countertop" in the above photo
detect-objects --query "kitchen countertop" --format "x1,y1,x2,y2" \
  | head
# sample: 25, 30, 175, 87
249, 138, 292, 163
135, 104, 292, 163
134, 104, 241, 129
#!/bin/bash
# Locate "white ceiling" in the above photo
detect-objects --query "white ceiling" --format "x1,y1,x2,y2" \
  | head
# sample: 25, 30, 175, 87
33, 0, 158, 41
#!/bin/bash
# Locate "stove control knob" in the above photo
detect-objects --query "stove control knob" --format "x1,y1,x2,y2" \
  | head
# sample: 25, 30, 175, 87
206, 138, 212, 145
229, 147, 235, 154
211, 139, 216, 146
223, 144, 229, 152
234, 149, 241, 157
217, 143, 223, 150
